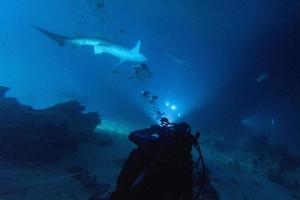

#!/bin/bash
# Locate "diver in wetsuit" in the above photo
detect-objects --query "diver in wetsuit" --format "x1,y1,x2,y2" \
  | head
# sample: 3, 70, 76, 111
128, 63, 152, 80
110, 118, 195, 200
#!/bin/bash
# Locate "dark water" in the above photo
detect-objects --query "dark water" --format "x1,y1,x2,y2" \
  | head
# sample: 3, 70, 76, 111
0, 0, 300, 199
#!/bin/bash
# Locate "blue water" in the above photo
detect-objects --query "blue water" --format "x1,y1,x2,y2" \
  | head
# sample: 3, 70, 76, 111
1, 0, 300, 147
0, 1, 300, 198
0, 0, 299, 142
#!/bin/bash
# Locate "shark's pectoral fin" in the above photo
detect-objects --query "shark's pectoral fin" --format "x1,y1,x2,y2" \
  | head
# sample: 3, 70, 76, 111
131, 40, 141, 53
117, 58, 127, 65
94, 46, 104, 54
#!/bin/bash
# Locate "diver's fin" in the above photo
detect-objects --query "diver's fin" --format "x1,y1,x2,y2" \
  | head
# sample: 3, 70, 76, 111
32, 25, 69, 46
131, 40, 141, 53
94, 46, 104, 54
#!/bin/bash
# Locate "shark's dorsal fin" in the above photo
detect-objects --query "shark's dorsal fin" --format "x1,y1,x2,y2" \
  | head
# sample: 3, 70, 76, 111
131, 40, 141, 53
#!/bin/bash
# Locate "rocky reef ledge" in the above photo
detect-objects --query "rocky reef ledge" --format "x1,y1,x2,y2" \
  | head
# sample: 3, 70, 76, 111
0, 86, 101, 163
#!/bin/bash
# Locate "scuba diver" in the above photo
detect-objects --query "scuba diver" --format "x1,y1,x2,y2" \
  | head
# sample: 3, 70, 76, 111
128, 63, 152, 80
108, 118, 208, 200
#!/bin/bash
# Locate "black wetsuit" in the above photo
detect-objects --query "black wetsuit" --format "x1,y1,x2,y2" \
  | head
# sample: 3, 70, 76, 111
110, 127, 160, 200
111, 126, 194, 200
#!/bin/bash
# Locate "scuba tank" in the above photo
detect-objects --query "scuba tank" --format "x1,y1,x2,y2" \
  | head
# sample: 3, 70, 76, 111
110, 118, 207, 200
160, 118, 207, 200
161, 119, 219, 200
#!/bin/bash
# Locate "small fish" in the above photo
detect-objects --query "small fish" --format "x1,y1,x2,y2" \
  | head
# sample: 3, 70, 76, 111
140, 90, 150, 98
96, 0, 105, 10
150, 95, 158, 104
151, 95, 158, 100
256, 73, 269, 83
112, 70, 119, 74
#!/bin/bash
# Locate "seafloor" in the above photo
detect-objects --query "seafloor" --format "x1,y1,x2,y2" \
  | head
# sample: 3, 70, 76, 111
0, 86, 299, 200
0, 133, 299, 200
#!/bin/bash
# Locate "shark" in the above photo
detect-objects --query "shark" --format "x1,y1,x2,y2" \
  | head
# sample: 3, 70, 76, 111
33, 26, 147, 64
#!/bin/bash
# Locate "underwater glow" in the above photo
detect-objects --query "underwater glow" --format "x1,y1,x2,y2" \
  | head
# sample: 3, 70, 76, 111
171, 105, 177, 111
153, 100, 183, 123
165, 101, 170, 107
96, 120, 132, 135
242, 112, 276, 134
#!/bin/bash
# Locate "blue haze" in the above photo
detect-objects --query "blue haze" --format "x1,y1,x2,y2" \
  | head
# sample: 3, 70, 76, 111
0, 0, 299, 150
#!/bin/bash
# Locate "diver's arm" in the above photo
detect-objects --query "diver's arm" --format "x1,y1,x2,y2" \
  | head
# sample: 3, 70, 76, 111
128, 126, 160, 146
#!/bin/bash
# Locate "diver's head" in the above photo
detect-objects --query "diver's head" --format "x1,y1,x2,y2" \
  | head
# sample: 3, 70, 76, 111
160, 117, 170, 126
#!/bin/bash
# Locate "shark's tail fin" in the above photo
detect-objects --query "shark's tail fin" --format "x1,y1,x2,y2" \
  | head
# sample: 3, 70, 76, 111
33, 25, 70, 46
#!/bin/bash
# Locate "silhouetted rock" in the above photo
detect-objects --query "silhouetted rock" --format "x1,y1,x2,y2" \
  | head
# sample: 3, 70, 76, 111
89, 132, 114, 146
0, 86, 9, 97
113, 157, 126, 167
247, 134, 300, 192
0, 86, 101, 163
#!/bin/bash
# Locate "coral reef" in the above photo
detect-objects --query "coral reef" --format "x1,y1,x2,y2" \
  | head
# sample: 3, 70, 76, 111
0, 86, 100, 163
247, 135, 300, 192
250, 135, 300, 176
67, 166, 111, 199
193, 167, 219, 200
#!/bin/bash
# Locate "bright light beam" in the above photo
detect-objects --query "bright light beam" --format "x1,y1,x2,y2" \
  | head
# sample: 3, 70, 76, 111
171, 105, 177, 111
